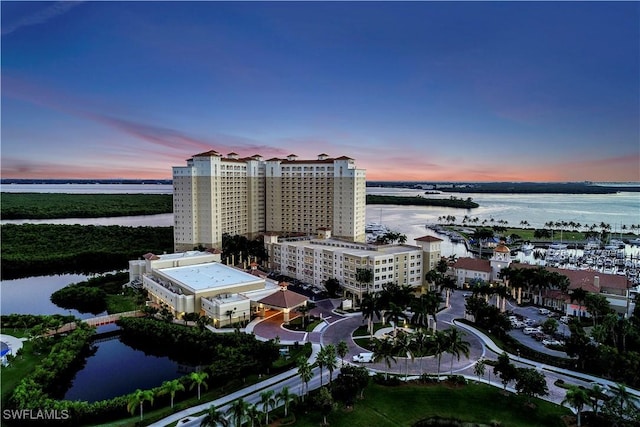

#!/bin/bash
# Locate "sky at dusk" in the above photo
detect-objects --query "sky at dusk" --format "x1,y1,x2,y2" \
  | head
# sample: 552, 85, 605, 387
2, 1, 639, 182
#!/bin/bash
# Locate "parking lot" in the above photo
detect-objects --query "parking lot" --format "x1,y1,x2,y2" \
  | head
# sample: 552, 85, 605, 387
506, 304, 570, 357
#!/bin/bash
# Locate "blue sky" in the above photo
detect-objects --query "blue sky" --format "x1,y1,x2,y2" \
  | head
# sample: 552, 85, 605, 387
2, 1, 638, 181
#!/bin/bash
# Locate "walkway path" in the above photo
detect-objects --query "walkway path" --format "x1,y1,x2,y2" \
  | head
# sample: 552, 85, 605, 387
152, 291, 639, 426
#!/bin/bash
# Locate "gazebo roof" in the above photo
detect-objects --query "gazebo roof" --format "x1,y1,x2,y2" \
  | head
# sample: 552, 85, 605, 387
258, 288, 308, 309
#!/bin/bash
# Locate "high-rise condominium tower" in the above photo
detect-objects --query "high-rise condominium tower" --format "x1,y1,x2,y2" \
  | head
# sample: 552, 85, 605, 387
173, 150, 366, 251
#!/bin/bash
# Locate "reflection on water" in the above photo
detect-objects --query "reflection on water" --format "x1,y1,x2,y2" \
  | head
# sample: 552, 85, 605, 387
0, 274, 102, 319
63, 334, 188, 403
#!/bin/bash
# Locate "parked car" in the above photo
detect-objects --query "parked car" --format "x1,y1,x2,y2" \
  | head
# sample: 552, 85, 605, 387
543, 338, 563, 347
538, 308, 550, 315
511, 320, 525, 329
532, 332, 546, 341
560, 316, 570, 324
524, 318, 537, 326
523, 327, 540, 335
352, 352, 374, 363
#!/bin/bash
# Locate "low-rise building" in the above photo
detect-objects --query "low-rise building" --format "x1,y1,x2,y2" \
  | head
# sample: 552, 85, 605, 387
128, 251, 307, 327
264, 232, 441, 303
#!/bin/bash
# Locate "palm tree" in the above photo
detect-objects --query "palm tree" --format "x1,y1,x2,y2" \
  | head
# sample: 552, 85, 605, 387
245, 404, 264, 427
277, 386, 297, 417
317, 346, 327, 387
201, 404, 229, 427
411, 329, 430, 374
297, 357, 313, 400
336, 340, 348, 367
445, 328, 470, 374
127, 389, 154, 421
225, 309, 234, 327
361, 292, 381, 337
562, 386, 590, 427
189, 371, 209, 400
608, 382, 640, 415
158, 379, 184, 409
296, 304, 311, 328
227, 398, 250, 427
355, 268, 374, 305
395, 330, 415, 380
323, 344, 338, 383
372, 337, 397, 380
432, 330, 448, 380
259, 390, 276, 424
386, 302, 406, 335
412, 291, 441, 332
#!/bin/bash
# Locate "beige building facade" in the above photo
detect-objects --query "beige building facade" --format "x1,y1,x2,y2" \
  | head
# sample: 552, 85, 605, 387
264, 233, 442, 302
173, 151, 365, 250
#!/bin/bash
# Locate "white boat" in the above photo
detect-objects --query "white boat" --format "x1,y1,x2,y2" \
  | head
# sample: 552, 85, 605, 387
549, 242, 568, 250
629, 238, 640, 246
521, 242, 535, 252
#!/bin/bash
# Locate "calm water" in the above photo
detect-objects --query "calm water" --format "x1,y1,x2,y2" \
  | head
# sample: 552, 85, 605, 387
1, 183, 638, 402
64, 335, 188, 403
0, 274, 102, 319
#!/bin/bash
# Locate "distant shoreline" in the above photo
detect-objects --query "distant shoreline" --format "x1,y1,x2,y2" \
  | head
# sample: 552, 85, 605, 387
2, 179, 639, 194
367, 181, 640, 194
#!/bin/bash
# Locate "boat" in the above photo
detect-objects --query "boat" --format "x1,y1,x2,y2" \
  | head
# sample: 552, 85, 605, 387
520, 242, 535, 252
629, 238, 640, 246
549, 242, 568, 250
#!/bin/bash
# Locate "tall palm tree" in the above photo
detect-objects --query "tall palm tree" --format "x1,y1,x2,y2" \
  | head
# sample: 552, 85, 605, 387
361, 292, 381, 337
432, 330, 449, 381
189, 371, 209, 400
569, 287, 588, 313
336, 340, 348, 367
296, 302, 315, 328
562, 386, 590, 427
296, 357, 313, 400
227, 398, 250, 427
445, 328, 470, 374
323, 344, 338, 383
276, 386, 297, 417
494, 284, 510, 313
355, 268, 374, 305
201, 404, 229, 427
394, 330, 415, 380
386, 302, 407, 335
411, 329, 431, 375
158, 379, 184, 409
608, 383, 640, 415
259, 390, 276, 424
127, 389, 154, 421
372, 337, 398, 380
245, 404, 264, 427
317, 346, 327, 387
412, 291, 441, 332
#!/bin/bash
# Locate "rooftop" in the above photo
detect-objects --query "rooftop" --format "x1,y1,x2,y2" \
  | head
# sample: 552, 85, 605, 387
158, 262, 263, 292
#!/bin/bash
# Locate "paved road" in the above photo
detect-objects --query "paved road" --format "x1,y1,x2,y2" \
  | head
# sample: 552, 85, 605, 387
156, 291, 640, 426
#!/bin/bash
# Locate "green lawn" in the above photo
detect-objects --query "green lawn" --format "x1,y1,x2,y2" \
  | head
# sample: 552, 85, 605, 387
292, 382, 570, 427
0, 341, 43, 404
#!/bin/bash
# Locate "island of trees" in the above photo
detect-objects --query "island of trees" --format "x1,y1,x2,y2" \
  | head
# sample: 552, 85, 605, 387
366, 195, 478, 209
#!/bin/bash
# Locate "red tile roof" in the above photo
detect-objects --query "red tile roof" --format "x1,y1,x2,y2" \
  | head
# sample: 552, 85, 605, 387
415, 235, 443, 243
258, 288, 308, 309
453, 257, 492, 273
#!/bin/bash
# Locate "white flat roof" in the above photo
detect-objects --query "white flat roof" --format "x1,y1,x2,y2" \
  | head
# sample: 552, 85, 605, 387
159, 262, 262, 292
154, 251, 211, 260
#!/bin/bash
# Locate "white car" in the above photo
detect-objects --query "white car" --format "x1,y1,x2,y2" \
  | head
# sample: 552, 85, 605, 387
543, 339, 563, 346
560, 316, 570, 324
523, 327, 540, 335
538, 308, 550, 315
